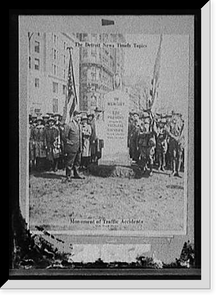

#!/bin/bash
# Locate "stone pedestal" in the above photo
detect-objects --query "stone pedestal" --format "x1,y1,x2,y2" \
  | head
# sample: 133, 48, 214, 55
99, 90, 131, 166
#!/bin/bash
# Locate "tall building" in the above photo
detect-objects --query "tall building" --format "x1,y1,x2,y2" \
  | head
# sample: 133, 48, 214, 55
77, 33, 125, 112
27, 32, 80, 116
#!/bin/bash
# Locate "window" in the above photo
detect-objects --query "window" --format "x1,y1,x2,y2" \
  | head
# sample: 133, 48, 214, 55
63, 85, 66, 95
34, 78, 39, 88
52, 64, 57, 75
52, 99, 58, 113
34, 58, 40, 70
34, 41, 40, 53
29, 57, 31, 69
53, 49, 57, 60
34, 108, 41, 114
52, 82, 58, 93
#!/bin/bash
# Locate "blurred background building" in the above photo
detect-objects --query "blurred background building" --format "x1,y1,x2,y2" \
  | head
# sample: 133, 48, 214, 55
27, 32, 80, 116
77, 33, 125, 113
27, 32, 126, 116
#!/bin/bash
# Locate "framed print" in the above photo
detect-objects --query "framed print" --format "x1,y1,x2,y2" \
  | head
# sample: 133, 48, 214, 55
6, 5, 210, 289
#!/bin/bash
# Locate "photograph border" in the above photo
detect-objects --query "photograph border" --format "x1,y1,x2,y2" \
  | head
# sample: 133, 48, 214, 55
6, 4, 210, 288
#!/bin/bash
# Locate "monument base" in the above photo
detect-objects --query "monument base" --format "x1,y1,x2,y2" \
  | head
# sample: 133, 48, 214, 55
88, 164, 141, 179
99, 151, 131, 167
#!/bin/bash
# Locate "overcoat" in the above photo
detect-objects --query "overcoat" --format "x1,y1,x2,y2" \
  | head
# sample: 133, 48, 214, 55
45, 125, 61, 161
82, 123, 92, 157
63, 120, 82, 154
33, 124, 47, 158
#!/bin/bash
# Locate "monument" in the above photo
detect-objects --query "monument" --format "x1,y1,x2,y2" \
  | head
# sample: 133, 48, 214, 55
99, 89, 131, 166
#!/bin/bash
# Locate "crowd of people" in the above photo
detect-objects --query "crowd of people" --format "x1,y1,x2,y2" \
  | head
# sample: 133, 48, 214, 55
128, 110, 185, 177
29, 108, 185, 181
29, 109, 104, 181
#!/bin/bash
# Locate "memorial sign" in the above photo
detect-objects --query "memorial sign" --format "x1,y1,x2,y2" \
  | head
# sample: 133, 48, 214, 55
99, 90, 130, 166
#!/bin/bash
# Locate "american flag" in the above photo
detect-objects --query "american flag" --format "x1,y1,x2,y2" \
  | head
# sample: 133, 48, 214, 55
62, 50, 77, 123
148, 34, 163, 110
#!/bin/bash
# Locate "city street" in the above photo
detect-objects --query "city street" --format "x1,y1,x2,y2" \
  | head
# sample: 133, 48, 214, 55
29, 166, 185, 233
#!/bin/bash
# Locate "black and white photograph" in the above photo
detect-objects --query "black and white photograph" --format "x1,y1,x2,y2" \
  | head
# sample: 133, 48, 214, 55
28, 33, 188, 236
7, 7, 211, 289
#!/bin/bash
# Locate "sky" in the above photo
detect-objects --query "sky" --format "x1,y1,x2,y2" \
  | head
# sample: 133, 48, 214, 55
124, 34, 189, 118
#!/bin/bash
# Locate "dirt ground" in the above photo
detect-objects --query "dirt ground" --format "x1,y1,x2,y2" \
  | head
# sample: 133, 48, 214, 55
29, 165, 185, 233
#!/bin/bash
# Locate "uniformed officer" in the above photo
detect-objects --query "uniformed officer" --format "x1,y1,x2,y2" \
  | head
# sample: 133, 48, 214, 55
155, 120, 168, 172
45, 117, 61, 172
167, 114, 184, 177
33, 117, 47, 171
129, 112, 141, 163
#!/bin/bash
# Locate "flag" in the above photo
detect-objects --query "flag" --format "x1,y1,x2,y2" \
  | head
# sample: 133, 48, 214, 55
62, 49, 77, 123
148, 34, 163, 110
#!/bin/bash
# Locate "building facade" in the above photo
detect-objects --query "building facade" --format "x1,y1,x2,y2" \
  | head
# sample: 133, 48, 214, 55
77, 33, 125, 113
27, 32, 80, 116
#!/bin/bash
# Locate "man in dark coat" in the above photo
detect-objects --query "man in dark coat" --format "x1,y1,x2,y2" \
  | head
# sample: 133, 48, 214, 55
45, 117, 61, 172
62, 111, 84, 182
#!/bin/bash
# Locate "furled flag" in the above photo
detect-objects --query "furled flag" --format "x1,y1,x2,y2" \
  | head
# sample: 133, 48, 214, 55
148, 34, 163, 110
62, 48, 78, 124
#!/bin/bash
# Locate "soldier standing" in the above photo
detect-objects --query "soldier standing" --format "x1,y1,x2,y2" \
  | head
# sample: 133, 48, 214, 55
129, 112, 141, 163
155, 120, 168, 171
33, 117, 47, 171
45, 117, 61, 172
87, 113, 96, 163
137, 113, 156, 176
167, 114, 184, 177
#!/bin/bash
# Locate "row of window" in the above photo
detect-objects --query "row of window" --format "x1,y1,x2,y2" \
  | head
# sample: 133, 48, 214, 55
34, 78, 66, 95
33, 98, 59, 114
30, 56, 66, 79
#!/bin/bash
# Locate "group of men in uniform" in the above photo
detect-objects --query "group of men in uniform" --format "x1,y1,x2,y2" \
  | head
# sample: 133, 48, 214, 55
29, 108, 185, 181
29, 109, 104, 182
128, 110, 185, 177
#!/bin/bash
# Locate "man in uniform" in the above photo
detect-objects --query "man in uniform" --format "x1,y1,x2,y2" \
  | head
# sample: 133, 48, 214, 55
128, 112, 141, 163
87, 113, 96, 163
62, 111, 84, 182
45, 117, 61, 172
167, 113, 184, 177
138, 113, 156, 176
155, 119, 168, 172
33, 116, 47, 171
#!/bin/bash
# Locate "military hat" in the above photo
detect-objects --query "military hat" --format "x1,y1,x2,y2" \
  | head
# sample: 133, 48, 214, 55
36, 117, 44, 124
42, 114, 50, 119
47, 112, 54, 117
54, 113, 62, 118
47, 117, 55, 123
